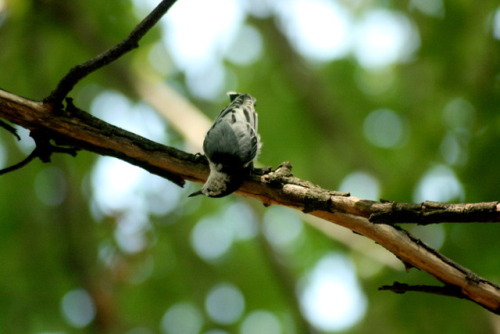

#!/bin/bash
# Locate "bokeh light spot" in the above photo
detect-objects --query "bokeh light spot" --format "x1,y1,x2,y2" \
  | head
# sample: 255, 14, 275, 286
413, 165, 465, 202
240, 310, 282, 334
409, 0, 444, 18
114, 213, 149, 254
440, 133, 465, 166
161, 302, 203, 334
410, 224, 446, 249
34, 166, 67, 206
60, 289, 96, 328
191, 216, 233, 262
493, 8, 500, 40
442, 97, 476, 131
222, 202, 258, 240
185, 63, 226, 101
162, 0, 243, 72
363, 109, 407, 148
226, 25, 263, 66
15, 127, 36, 154
158, 0, 245, 99
339, 171, 380, 200
298, 254, 367, 331
354, 10, 419, 69
205, 282, 245, 325
91, 157, 145, 214
355, 68, 396, 96
276, 0, 352, 61
204, 330, 228, 334
263, 206, 303, 249
91, 91, 167, 143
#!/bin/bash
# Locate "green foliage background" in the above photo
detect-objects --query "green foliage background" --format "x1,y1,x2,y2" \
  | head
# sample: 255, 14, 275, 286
0, 0, 499, 333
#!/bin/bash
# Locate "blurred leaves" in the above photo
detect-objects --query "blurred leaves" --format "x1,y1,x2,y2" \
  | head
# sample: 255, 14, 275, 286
0, 0, 499, 333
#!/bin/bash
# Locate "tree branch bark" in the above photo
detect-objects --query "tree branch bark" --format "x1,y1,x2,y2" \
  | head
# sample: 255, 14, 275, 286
0, 0, 498, 315
0, 88, 499, 313
44, 0, 178, 107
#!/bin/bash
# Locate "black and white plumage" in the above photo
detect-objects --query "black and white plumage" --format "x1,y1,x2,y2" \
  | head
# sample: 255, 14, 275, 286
189, 92, 260, 198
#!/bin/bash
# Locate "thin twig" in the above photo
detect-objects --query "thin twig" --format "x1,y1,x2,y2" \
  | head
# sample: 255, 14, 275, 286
0, 120, 20, 140
1, 89, 500, 313
0, 149, 38, 175
379, 282, 467, 299
0, 129, 79, 175
43, 0, 178, 106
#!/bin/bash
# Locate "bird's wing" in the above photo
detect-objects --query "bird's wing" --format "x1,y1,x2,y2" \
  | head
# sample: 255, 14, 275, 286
204, 120, 258, 168
203, 93, 259, 168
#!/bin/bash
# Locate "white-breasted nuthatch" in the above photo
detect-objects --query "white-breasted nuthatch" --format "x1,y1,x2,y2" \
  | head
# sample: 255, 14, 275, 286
189, 92, 260, 198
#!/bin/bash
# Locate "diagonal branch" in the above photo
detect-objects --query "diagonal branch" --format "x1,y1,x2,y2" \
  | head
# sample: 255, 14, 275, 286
43, 0, 178, 107
369, 200, 500, 225
1, 90, 190, 186
0, 0, 498, 315
0, 88, 499, 313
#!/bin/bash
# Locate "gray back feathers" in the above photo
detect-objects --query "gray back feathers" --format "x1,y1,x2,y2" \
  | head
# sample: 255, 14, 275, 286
203, 93, 260, 169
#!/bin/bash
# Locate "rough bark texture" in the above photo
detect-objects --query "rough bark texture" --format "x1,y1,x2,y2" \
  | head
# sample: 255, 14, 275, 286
0, 0, 498, 314
0, 89, 499, 313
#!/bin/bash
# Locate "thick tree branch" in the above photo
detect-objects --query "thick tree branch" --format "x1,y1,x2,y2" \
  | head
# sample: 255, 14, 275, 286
0, 91, 191, 186
370, 200, 500, 225
0, 0, 498, 315
44, 0, 178, 107
0, 88, 499, 313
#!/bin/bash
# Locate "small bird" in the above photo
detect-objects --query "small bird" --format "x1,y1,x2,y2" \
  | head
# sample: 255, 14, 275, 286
189, 92, 260, 198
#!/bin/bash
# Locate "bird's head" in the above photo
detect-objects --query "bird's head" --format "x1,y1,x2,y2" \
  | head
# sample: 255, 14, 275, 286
188, 168, 245, 198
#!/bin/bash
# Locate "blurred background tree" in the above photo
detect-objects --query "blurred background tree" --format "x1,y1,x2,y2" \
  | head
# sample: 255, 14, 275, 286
0, 0, 499, 333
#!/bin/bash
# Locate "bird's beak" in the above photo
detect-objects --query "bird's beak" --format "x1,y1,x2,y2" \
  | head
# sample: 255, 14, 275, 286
188, 189, 204, 197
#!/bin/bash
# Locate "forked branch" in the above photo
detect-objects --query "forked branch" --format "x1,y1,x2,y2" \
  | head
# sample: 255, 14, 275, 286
0, 0, 498, 314
44, 0, 178, 107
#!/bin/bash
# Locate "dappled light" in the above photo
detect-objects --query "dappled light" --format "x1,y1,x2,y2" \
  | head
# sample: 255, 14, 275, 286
0, 0, 498, 332
339, 171, 381, 200
240, 310, 282, 334
160, 0, 245, 99
91, 91, 169, 143
413, 165, 465, 203
298, 253, 367, 331
34, 166, 67, 206
191, 215, 234, 262
409, 0, 444, 18
409, 224, 446, 250
363, 109, 408, 148
493, 8, 500, 39
263, 206, 304, 250
205, 282, 246, 325
60, 289, 96, 328
161, 302, 203, 334
353, 10, 420, 69
225, 25, 263, 66
275, 0, 352, 62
